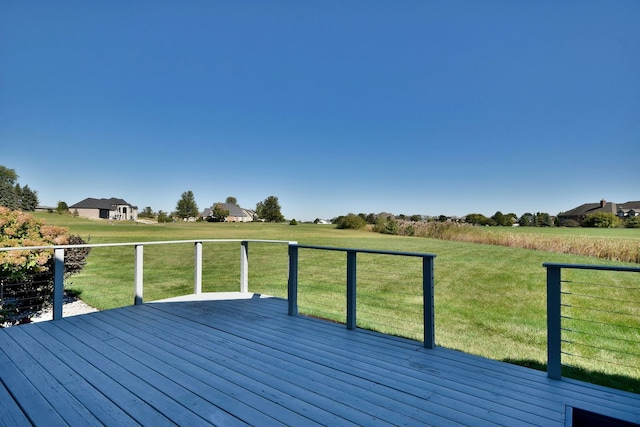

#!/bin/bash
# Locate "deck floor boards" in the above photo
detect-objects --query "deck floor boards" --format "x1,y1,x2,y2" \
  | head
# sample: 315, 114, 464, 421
1, 295, 639, 426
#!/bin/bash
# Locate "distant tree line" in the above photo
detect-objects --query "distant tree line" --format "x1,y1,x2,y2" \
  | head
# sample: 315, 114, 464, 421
333, 209, 639, 231
137, 193, 285, 223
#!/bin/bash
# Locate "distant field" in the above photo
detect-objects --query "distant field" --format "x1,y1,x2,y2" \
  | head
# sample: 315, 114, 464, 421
33, 213, 640, 392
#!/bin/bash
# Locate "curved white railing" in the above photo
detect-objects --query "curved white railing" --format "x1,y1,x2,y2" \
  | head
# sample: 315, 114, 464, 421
0, 239, 295, 321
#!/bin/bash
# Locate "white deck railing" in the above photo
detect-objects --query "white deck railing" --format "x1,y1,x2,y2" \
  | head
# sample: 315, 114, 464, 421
0, 239, 295, 321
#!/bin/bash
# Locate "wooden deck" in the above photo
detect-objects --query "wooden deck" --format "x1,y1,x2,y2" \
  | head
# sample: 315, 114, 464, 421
1, 294, 639, 426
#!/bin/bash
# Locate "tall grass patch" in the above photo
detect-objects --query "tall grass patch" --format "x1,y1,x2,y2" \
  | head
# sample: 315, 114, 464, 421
396, 221, 640, 263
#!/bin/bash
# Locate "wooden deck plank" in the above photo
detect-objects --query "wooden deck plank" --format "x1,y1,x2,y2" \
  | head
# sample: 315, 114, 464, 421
1, 295, 639, 426
0, 330, 102, 426
19, 321, 175, 426
141, 302, 534, 426
0, 378, 31, 427
240, 297, 640, 420
105, 305, 451, 426
146, 299, 560, 425
150, 297, 640, 425
5, 326, 140, 426
75, 313, 338, 426
80, 312, 380, 427
100, 305, 425, 426
37, 318, 213, 426
45, 316, 253, 427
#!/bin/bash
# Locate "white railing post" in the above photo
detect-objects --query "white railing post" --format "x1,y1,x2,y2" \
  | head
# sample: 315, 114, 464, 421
53, 248, 65, 320
194, 242, 202, 295
134, 244, 144, 305
240, 241, 249, 293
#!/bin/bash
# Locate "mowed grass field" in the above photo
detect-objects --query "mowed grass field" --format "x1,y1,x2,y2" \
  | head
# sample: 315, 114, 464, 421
34, 213, 640, 392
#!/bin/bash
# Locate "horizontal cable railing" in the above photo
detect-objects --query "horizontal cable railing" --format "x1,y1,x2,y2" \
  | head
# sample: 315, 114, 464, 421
0, 239, 294, 325
287, 244, 436, 348
544, 263, 640, 383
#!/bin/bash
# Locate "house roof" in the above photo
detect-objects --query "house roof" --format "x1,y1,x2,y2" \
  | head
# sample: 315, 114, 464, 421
619, 201, 640, 209
559, 200, 640, 217
70, 197, 136, 210
203, 203, 249, 218
559, 202, 616, 217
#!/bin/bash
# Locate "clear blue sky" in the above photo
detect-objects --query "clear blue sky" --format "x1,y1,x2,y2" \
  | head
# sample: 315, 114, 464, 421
2, 1, 638, 221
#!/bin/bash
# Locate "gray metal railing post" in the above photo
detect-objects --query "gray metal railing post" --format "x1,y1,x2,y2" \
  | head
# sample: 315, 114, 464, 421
423, 256, 435, 349
194, 242, 203, 294
288, 244, 299, 315
134, 244, 144, 305
240, 241, 249, 293
546, 265, 562, 379
346, 250, 357, 330
53, 248, 65, 320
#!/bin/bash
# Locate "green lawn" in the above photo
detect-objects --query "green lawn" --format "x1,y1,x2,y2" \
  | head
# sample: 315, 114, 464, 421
34, 213, 640, 392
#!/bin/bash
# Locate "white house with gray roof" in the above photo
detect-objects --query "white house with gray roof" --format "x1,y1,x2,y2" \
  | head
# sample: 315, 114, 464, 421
69, 197, 138, 221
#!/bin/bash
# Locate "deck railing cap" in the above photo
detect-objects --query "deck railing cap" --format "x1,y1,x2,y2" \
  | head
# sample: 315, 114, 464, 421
542, 262, 640, 273
0, 238, 296, 252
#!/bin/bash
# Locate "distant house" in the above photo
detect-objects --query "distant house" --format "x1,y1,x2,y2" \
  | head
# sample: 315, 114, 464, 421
617, 208, 639, 218
69, 197, 138, 221
202, 203, 255, 223
558, 199, 640, 223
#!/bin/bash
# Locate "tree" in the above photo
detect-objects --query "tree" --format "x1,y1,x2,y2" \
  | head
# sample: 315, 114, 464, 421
157, 210, 172, 223
256, 196, 284, 222
335, 213, 366, 230
207, 203, 230, 222
139, 206, 154, 218
373, 215, 398, 234
225, 196, 238, 206
518, 213, 534, 226
625, 216, 640, 228
582, 212, 620, 228
56, 201, 68, 215
0, 166, 19, 209
465, 213, 493, 226
0, 166, 18, 186
175, 191, 199, 219
17, 184, 38, 211
535, 212, 554, 227
0, 182, 18, 210
491, 211, 510, 226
